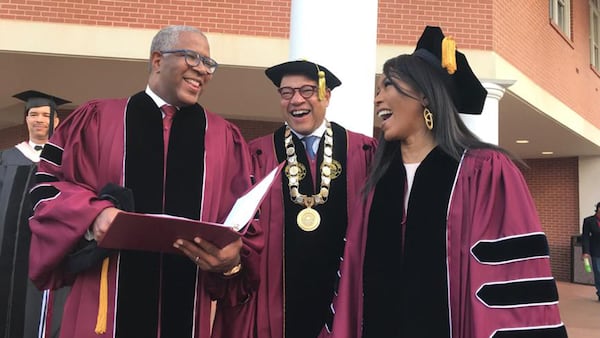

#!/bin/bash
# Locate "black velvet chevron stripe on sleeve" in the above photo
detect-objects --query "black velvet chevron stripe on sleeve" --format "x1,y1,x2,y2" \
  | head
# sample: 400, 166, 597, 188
30, 185, 60, 209
476, 278, 559, 307
34, 172, 59, 184
492, 324, 568, 338
39, 143, 62, 166
471, 233, 549, 264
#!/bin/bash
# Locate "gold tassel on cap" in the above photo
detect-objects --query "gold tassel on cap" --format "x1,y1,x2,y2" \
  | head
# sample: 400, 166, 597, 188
441, 36, 457, 75
94, 257, 109, 334
315, 64, 327, 101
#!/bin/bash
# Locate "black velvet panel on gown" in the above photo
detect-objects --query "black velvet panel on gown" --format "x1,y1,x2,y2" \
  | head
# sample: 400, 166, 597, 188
0, 156, 36, 338
118, 92, 205, 337
273, 123, 349, 338
363, 147, 458, 338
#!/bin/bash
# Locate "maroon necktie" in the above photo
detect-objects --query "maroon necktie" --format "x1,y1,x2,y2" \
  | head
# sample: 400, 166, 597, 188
161, 104, 176, 208
161, 104, 176, 158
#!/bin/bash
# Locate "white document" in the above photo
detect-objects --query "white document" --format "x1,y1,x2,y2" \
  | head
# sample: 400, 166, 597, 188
224, 163, 283, 231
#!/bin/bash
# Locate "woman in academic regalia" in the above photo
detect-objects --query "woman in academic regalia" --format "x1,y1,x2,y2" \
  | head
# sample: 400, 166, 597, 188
358, 26, 568, 338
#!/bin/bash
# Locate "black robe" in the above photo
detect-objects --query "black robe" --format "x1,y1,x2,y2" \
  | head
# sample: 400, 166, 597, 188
0, 146, 68, 338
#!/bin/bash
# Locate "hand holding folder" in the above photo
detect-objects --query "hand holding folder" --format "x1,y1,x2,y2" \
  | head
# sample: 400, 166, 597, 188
98, 162, 283, 254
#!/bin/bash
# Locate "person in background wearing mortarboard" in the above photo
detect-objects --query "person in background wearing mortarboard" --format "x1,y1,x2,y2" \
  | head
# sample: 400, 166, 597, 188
0, 90, 70, 338
211, 60, 377, 338
10, 90, 66, 162
27, 26, 262, 338
349, 26, 567, 337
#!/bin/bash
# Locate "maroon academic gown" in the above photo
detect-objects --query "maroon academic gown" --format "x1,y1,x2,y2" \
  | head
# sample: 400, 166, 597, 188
212, 123, 376, 338
28, 92, 262, 338
358, 147, 567, 337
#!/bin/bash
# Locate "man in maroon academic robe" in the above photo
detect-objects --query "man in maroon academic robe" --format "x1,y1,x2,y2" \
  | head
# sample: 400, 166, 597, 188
212, 60, 376, 338
28, 25, 262, 338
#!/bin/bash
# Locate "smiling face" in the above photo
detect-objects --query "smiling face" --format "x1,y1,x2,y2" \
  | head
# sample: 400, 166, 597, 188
278, 74, 330, 135
26, 105, 59, 143
374, 75, 429, 142
149, 31, 213, 107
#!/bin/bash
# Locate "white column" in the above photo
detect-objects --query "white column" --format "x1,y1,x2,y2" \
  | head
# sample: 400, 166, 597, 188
289, 0, 378, 136
460, 81, 514, 145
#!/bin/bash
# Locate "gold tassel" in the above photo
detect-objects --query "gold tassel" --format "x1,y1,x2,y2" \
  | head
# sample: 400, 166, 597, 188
318, 70, 326, 101
441, 36, 457, 75
94, 257, 109, 334
316, 64, 327, 101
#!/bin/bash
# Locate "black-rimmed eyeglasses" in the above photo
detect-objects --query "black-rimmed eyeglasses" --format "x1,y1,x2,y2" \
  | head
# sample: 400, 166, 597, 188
160, 49, 219, 74
277, 85, 318, 100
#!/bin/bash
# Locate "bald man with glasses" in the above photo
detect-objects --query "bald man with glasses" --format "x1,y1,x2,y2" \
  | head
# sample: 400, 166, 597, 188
27, 25, 262, 338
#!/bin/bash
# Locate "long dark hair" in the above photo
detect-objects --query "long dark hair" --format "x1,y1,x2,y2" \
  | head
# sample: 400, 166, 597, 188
364, 54, 513, 194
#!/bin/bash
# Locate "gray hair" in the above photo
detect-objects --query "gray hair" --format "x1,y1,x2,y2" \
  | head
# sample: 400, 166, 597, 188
148, 25, 206, 70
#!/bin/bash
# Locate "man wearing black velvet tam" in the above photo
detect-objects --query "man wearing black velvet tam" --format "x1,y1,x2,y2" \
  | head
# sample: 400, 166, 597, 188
0, 90, 70, 338
212, 59, 377, 338
348, 26, 567, 338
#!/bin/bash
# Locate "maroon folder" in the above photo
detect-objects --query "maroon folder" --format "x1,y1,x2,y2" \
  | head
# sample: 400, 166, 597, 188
98, 212, 241, 254
98, 162, 284, 254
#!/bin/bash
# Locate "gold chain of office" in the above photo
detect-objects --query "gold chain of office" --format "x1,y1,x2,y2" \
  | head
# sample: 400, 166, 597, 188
284, 121, 341, 231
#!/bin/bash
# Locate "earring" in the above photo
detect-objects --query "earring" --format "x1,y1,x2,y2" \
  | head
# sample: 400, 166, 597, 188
423, 107, 433, 130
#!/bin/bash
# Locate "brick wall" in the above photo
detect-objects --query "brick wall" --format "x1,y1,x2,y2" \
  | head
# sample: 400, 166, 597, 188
377, 0, 494, 49
521, 157, 579, 282
0, 0, 494, 47
0, 0, 290, 36
494, 0, 600, 127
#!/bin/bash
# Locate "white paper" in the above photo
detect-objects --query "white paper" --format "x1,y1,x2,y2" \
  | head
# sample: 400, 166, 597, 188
223, 164, 281, 231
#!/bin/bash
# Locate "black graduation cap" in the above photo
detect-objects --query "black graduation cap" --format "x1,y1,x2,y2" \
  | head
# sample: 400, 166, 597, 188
265, 60, 342, 101
413, 26, 487, 115
13, 90, 71, 138
13, 90, 71, 116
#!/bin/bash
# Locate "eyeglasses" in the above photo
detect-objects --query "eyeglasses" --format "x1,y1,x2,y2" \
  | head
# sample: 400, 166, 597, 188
160, 49, 219, 74
277, 85, 318, 100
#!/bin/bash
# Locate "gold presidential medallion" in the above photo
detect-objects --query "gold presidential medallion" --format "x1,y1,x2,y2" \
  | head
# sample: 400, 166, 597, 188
297, 207, 321, 231
284, 121, 337, 232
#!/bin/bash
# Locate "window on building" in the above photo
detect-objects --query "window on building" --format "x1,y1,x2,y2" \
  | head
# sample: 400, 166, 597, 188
550, 0, 571, 38
591, 0, 600, 70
